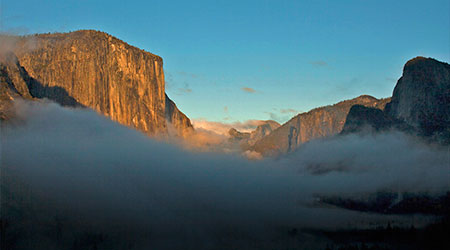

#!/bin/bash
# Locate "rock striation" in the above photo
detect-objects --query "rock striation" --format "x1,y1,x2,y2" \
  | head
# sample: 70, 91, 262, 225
8, 30, 193, 137
251, 95, 391, 156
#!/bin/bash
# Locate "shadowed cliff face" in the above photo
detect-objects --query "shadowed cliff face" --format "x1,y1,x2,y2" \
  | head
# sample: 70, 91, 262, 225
0, 53, 34, 120
385, 57, 450, 141
165, 94, 194, 137
340, 105, 406, 134
10, 30, 192, 137
251, 95, 391, 156
342, 57, 449, 144
0, 65, 22, 120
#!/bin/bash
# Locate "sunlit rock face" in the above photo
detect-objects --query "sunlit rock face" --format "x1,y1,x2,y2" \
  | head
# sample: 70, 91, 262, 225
385, 57, 450, 140
251, 95, 391, 156
11, 30, 192, 137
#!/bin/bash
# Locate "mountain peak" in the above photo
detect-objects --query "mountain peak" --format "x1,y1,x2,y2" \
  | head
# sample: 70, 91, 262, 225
354, 94, 377, 100
386, 56, 450, 140
403, 56, 450, 73
20, 30, 163, 62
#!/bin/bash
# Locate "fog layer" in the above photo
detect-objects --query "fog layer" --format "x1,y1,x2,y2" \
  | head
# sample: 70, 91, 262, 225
1, 100, 449, 249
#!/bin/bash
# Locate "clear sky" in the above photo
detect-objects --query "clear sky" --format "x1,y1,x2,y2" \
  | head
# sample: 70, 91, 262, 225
2, 0, 449, 124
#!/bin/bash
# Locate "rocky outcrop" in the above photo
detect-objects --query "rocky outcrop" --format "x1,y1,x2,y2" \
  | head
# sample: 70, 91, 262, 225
247, 120, 280, 145
10, 30, 192, 137
251, 95, 391, 156
165, 94, 194, 137
228, 120, 280, 148
228, 128, 251, 141
0, 53, 33, 120
384, 57, 450, 140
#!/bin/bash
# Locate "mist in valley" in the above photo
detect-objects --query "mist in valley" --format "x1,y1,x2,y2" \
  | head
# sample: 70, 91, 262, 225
1, 100, 449, 249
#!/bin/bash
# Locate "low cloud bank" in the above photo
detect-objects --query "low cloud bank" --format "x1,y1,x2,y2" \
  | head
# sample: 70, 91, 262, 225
173, 127, 237, 153
185, 119, 275, 154
2, 100, 449, 249
192, 119, 268, 135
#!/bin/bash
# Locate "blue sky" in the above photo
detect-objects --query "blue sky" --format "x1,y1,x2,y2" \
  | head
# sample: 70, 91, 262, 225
2, 0, 449, 124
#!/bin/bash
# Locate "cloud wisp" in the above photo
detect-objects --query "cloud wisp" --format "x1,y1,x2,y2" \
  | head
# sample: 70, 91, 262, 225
0, 33, 37, 59
241, 87, 257, 93
310, 60, 328, 67
280, 108, 299, 114
192, 119, 269, 135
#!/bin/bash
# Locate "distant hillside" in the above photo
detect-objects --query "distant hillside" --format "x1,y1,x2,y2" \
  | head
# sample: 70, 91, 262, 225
228, 120, 281, 149
251, 95, 391, 156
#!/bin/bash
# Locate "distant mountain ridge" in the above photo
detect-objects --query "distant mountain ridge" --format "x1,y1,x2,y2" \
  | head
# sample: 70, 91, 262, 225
2, 30, 193, 137
3, 32, 448, 152
251, 57, 450, 156
250, 95, 391, 156
228, 120, 280, 149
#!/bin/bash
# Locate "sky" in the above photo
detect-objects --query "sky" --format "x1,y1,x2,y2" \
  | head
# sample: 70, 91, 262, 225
1, 0, 449, 124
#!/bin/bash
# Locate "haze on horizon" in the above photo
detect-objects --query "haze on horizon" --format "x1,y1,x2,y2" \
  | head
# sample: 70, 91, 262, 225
2, 0, 449, 125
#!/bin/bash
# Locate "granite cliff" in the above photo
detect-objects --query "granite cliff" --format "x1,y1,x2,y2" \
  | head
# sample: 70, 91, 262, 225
343, 57, 449, 143
385, 57, 450, 140
6, 30, 193, 137
251, 95, 391, 156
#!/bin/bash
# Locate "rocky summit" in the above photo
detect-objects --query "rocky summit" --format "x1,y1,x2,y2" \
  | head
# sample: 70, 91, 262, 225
385, 57, 450, 141
4, 30, 193, 137
343, 57, 450, 143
